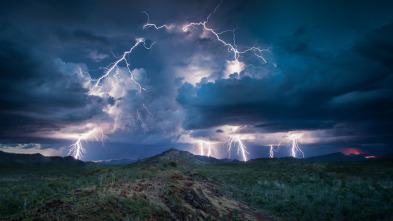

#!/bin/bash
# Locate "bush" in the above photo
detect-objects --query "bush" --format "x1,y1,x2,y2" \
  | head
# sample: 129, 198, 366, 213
169, 161, 177, 167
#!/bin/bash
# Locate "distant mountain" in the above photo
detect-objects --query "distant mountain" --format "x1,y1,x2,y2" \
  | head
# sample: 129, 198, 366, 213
377, 153, 393, 162
301, 152, 371, 163
141, 148, 203, 165
94, 159, 136, 165
248, 152, 375, 163
279, 156, 300, 162
194, 155, 240, 163
0, 151, 84, 166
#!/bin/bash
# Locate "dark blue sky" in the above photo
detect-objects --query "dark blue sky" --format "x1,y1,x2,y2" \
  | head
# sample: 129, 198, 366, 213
0, 0, 392, 161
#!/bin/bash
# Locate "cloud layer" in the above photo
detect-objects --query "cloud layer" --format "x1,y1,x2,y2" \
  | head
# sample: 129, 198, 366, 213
0, 0, 392, 160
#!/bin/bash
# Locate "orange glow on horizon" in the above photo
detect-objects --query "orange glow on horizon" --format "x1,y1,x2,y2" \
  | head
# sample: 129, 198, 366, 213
365, 156, 377, 159
340, 147, 364, 156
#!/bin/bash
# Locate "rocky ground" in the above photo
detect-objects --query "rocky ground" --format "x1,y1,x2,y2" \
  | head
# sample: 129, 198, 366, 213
13, 169, 273, 221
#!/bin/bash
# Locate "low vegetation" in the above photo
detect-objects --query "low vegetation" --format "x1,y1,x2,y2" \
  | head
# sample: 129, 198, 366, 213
188, 159, 393, 220
0, 150, 392, 220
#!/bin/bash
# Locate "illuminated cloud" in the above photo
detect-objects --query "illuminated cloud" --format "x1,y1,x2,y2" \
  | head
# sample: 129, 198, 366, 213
0, 144, 65, 156
223, 60, 246, 78
0, 0, 393, 160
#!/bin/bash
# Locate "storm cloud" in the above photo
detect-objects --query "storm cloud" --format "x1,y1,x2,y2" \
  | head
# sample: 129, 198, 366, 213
0, 0, 392, 160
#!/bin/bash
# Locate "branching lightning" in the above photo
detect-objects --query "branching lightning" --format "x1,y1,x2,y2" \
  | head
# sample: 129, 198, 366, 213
227, 135, 249, 161
182, 2, 268, 64
143, 1, 268, 65
94, 38, 153, 92
68, 128, 105, 160
68, 138, 85, 160
68, 1, 270, 160
288, 134, 304, 158
142, 11, 173, 30
269, 144, 274, 158
268, 143, 280, 158
198, 141, 217, 157
268, 142, 281, 158
69, 38, 155, 159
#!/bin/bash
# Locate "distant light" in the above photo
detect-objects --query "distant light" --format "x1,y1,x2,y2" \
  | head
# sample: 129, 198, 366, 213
365, 156, 376, 159
340, 147, 364, 156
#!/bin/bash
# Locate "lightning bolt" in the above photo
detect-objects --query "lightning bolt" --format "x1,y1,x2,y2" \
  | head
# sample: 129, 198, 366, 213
143, 1, 268, 65
288, 133, 304, 158
143, 103, 153, 116
68, 37, 155, 159
94, 38, 154, 92
268, 143, 281, 158
137, 108, 149, 132
199, 141, 204, 156
198, 141, 217, 157
68, 128, 105, 160
182, 1, 268, 64
227, 135, 249, 161
69, 1, 268, 160
68, 137, 85, 160
142, 11, 173, 30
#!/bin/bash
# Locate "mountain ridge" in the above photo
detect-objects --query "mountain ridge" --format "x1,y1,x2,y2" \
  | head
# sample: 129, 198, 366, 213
0, 150, 84, 166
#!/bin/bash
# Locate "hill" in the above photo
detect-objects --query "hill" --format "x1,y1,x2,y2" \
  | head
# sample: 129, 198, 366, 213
140, 148, 203, 165
195, 155, 240, 163
18, 170, 272, 220
301, 152, 350, 162
0, 150, 84, 166
301, 152, 371, 162
2, 149, 392, 220
93, 159, 136, 165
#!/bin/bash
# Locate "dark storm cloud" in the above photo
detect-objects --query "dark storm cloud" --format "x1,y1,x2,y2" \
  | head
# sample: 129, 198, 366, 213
0, 0, 207, 148
55, 29, 111, 46
177, 22, 393, 146
0, 23, 106, 139
1, 0, 393, 158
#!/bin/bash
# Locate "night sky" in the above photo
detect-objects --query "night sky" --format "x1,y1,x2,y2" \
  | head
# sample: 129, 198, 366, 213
0, 0, 392, 161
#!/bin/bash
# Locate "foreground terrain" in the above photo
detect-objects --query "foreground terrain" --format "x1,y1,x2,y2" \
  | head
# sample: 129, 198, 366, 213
0, 149, 392, 220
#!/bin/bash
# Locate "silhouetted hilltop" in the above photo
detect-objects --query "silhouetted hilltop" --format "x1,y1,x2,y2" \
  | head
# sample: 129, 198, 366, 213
301, 152, 350, 162
195, 155, 240, 163
279, 156, 300, 162
0, 151, 84, 166
93, 159, 136, 165
377, 153, 393, 162
301, 152, 372, 162
141, 148, 203, 165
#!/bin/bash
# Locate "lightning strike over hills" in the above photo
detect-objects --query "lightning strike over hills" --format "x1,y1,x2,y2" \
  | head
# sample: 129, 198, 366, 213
198, 141, 217, 157
68, 128, 105, 159
227, 135, 249, 161
268, 143, 280, 158
269, 145, 274, 158
68, 138, 85, 160
67, 38, 155, 159
288, 133, 304, 158
1, 1, 392, 218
